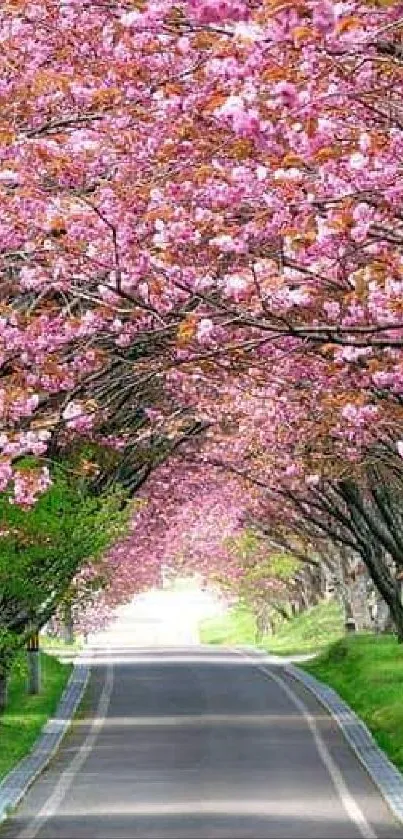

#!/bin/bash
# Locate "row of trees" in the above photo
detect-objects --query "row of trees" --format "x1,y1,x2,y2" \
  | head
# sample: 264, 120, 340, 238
126, 458, 392, 641
1, 0, 403, 705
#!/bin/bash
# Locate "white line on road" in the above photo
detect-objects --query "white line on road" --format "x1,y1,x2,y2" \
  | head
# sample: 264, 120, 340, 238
251, 657, 377, 839
18, 651, 114, 839
16, 645, 377, 839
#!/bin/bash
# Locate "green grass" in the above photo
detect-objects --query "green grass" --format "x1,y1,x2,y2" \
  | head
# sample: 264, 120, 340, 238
264, 601, 344, 655
199, 604, 257, 646
40, 633, 83, 654
302, 634, 403, 774
0, 651, 72, 781
199, 600, 344, 655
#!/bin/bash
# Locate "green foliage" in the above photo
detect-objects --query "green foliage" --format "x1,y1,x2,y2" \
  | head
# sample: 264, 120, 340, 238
40, 634, 83, 652
200, 599, 344, 655
268, 552, 300, 580
304, 635, 403, 773
0, 467, 131, 660
0, 469, 128, 572
0, 630, 20, 676
224, 529, 262, 561
221, 528, 301, 616
64, 440, 121, 483
0, 652, 72, 780
224, 530, 299, 576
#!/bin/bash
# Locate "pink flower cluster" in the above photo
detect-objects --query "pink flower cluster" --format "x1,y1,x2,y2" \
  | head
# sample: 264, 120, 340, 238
186, 0, 249, 23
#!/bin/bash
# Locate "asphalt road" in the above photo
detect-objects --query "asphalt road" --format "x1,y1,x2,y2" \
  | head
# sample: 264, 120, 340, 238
2, 647, 402, 839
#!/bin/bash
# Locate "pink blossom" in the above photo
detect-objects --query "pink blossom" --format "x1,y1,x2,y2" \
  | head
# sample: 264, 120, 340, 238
313, 1, 336, 33
197, 318, 215, 344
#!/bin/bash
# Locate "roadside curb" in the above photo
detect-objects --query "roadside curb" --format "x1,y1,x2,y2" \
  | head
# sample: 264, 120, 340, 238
237, 646, 403, 826
0, 654, 90, 825
286, 663, 403, 826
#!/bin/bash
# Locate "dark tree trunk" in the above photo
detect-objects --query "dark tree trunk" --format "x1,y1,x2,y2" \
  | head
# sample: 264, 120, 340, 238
62, 603, 74, 644
342, 588, 356, 632
359, 548, 403, 641
0, 651, 10, 713
390, 590, 403, 643
0, 673, 7, 713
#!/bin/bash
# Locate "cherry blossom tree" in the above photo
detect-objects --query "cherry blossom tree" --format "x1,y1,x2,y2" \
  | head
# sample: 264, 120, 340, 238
1, 0, 403, 502
3, 0, 403, 641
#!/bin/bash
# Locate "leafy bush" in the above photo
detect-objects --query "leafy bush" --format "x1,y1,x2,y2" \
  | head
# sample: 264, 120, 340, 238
0, 466, 130, 679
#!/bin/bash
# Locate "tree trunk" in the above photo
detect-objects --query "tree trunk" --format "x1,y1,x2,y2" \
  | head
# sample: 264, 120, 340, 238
332, 552, 351, 629
0, 672, 7, 713
62, 603, 74, 644
348, 569, 372, 631
344, 600, 356, 633
357, 544, 400, 637
373, 594, 393, 633
27, 650, 41, 695
361, 548, 403, 641
334, 551, 368, 632
394, 609, 403, 643
255, 604, 270, 643
0, 645, 12, 713
390, 588, 403, 643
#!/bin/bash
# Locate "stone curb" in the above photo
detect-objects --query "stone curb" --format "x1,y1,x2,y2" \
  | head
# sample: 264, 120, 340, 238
286, 663, 403, 826
236, 646, 403, 826
0, 655, 90, 825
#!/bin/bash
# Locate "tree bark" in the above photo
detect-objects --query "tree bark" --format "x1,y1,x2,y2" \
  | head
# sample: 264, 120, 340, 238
0, 673, 7, 713
349, 571, 372, 631
255, 604, 270, 643
62, 603, 74, 644
390, 587, 403, 643
27, 650, 41, 695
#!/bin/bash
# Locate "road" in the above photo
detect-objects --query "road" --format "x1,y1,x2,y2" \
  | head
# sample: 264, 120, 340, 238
1, 646, 402, 839
86, 587, 225, 648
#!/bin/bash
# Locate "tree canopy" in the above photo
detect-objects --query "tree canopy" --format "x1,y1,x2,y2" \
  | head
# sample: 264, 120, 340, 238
2, 0, 403, 638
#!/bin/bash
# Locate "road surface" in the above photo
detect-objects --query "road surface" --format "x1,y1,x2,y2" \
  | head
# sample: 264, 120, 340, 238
1, 646, 402, 839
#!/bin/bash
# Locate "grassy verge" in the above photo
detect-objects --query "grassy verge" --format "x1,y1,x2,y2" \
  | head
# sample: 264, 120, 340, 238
40, 634, 83, 652
0, 651, 72, 781
264, 601, 344, 655
302, 634, 403, 774
200, 604, 257, 646
199, 600, 344, 655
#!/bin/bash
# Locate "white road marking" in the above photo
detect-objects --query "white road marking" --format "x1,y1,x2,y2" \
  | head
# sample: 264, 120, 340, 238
26, 798, 379, 818
18, 652, 114, 839
63, 711, 329, 728
251, 656, 377, 839
16, 645, 376, 839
